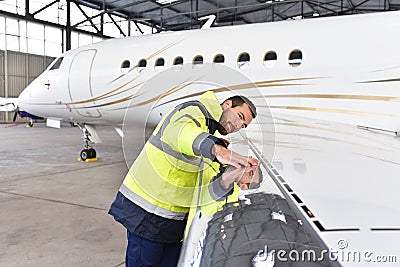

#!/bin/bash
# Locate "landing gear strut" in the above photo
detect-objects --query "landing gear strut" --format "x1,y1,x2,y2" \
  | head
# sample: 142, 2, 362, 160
78, 124, 97, 161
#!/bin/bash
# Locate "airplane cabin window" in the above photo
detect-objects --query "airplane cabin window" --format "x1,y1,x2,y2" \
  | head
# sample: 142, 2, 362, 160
155, 58, 165, 72
121, 60, 130, 68
174, 57, 183, 65
193, 55, 204, 65
49, 57, 64, 70
238, 53, 250, 69
155, 58, 165, 67
289, 50, 302, 67
264, 51, 277, 68
213, 54, 225, 64
120, 60, 130, 74
173, 56, 184, 71
138, 59, 147, 67
138, 59, 147, 72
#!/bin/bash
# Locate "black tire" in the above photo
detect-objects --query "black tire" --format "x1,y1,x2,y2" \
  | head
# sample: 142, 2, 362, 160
28, 121, 33, 127
88, 148, 96, 159
80, 149, 89, 161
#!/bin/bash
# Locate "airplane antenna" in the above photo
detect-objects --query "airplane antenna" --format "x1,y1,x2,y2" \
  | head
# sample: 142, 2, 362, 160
198, 14, 216, 29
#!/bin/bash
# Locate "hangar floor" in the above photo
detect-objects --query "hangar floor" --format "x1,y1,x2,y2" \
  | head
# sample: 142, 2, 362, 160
0, 123, 144, 266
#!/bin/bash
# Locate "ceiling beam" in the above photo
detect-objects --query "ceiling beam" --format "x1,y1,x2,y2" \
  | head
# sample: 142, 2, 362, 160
107, 12, 126, 37
74, 1, 100, 32
72, 0, 163, 31
31, 0, 59, 16
0, 9, 113, 39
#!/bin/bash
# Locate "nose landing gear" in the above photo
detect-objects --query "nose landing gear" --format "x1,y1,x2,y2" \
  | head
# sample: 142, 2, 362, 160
78, 124, 99, 162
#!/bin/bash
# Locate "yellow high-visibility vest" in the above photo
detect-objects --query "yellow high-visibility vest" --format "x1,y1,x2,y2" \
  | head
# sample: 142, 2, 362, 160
120, 91, 223, 220
185, 164, 240, 237
198, 184, 240, 217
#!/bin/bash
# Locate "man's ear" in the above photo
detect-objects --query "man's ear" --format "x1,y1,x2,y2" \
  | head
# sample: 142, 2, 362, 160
222, 100, 232, 109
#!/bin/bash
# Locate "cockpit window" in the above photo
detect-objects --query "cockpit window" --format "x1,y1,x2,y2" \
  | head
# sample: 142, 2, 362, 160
49, 57, 63, 70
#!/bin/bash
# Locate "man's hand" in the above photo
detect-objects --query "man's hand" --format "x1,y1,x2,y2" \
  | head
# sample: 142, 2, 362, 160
220, 165, 245, 189
212, 144, 259, 168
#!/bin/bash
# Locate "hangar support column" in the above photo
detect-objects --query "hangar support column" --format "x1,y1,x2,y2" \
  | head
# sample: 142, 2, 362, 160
66, 0, 71, 51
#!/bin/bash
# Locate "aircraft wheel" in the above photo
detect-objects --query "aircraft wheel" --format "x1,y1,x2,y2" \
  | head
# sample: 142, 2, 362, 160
28, 121, 33, 127
88, 148, 96, 158
80, 149, 89, 161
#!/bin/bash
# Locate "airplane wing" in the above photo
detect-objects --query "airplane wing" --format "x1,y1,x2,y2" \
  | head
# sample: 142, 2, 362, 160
257, 112, 400, 266
180, 112, 400, 266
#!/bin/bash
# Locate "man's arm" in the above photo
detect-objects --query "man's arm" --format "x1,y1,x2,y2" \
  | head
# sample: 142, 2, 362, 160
208, 165, 248, 201
161, 106, 222, 161
162, 106, 259, 166
212, 144, 259, 168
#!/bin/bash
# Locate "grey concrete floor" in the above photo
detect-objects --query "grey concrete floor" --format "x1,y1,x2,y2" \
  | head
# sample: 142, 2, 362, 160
0, 123, 145, 267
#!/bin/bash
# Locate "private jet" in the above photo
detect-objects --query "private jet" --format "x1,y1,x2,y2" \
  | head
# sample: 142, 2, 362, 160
11, 11, 400, 266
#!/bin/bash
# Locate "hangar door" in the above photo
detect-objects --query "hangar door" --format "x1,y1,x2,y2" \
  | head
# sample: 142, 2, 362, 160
68, 49, 102, 118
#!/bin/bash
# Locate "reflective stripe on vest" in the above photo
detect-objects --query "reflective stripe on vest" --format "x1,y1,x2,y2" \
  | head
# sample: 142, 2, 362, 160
120, 184, 188, 220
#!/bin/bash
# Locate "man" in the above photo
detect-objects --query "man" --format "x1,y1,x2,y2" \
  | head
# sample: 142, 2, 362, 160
109, 91, 259, 267
185, 164, 263, 235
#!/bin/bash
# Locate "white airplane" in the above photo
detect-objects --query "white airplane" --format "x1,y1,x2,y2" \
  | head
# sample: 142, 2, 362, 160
14, 11, 400, 266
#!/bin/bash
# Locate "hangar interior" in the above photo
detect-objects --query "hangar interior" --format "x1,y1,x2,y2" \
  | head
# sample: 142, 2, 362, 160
1, 1, 400, 267
1, 0, 400, 122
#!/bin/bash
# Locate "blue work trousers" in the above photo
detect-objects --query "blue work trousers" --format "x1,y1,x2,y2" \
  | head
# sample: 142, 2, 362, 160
126, 230, 182, 267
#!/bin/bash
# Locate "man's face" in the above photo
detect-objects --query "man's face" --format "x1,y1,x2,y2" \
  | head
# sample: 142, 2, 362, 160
238, 166, 260, 190
219, 100, 254, 135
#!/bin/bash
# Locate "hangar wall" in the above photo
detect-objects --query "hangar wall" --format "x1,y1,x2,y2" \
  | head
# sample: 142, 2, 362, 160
0, 50, 55, 122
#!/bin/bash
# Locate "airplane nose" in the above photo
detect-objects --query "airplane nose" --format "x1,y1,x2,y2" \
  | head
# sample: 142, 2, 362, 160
17, 87, 31, 110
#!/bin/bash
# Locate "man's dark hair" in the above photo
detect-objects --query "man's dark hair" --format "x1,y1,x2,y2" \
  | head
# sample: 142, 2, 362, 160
249, 165, 263, 189
225, 95, 257, 118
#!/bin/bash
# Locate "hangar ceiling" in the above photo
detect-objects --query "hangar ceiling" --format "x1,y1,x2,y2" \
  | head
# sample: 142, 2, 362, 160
1, 0, 400, 50
75, 0, 400, 31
